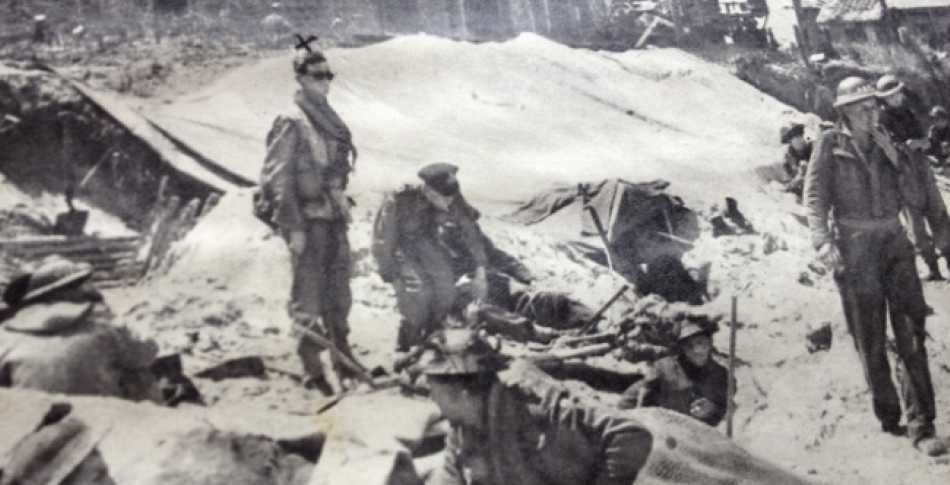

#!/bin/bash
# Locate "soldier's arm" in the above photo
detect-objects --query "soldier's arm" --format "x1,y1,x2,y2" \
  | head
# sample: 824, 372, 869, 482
565, 398, 652, 485
371, 193, 400, 282
919, 154, 950, 248
429, 426, 469, 485
263, 118, 304, 231
803, 132, 835, 249
618, 366, 659, 410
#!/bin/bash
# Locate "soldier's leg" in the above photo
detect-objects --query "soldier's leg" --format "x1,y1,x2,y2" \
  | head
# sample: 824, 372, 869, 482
292, 221, 331, 382
422, 245, 457, 338
394, 257, 434, 350
906, 209, 942, 280
884, 240, 937, 443
321, 222, 357, 377
836, 234, 902, 430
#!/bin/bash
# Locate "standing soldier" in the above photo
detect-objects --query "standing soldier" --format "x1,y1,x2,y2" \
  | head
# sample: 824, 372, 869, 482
804, 76, 946, 456
372, 163, 488, 351
258, 42, 357, 395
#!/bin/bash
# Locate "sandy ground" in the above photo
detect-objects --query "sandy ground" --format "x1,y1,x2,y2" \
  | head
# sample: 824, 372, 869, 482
65, 34, 950, 483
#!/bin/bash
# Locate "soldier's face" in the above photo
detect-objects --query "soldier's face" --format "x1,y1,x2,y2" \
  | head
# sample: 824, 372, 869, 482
841, 99, 878, 133
297, 62, 332, 99
683, 334, 712, 367
790, 135, 807, 152
883, 91, 905, 108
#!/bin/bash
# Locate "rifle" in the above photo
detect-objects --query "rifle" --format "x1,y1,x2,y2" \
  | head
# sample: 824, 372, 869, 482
578, 284, 630, 335
293, 323, 376, 388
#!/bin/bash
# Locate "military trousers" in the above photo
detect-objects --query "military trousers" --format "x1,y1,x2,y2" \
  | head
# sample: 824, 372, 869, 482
288, 219, 352, 380
394, 240, 456, 350
833, 224, 936, 442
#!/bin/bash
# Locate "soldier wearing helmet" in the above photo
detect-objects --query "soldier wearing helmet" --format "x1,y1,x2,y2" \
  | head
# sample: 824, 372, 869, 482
927, 105, 950, 163
618, 320, 731, 426
804, 76, 946, 456
779, 121, 812, 200
875, 74, 927, 149
421, 329, 810, 485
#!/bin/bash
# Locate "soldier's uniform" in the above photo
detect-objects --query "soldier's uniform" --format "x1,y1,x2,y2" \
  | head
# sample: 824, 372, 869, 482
874, 76, 947, 279
804, 105, 939, 446
261, 92, 355, 386
373, 165, 487, 350
898, 147, 950, 280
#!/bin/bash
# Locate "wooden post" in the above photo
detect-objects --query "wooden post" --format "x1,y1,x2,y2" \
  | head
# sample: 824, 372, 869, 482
726, 295, 738, 438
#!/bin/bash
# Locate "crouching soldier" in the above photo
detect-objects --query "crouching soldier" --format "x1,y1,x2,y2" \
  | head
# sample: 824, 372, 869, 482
0, 258, 158, 400
618, 321, 731, 427
420, 329, 810, 485
373, 163, 488, 351
257, 43, 358, 394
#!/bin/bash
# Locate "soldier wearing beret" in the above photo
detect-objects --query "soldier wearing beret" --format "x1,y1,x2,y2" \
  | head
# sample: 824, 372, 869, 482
372, 163, 488, 351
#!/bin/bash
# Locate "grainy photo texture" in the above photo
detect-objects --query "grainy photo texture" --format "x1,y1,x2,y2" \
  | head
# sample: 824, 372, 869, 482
2, 1, 950, 484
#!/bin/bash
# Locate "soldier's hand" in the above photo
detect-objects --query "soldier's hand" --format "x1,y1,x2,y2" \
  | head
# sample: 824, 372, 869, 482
289, 230, 307, 255
690, 397, 718, 420
817, 241, 842, 273
907, 138, 929, 152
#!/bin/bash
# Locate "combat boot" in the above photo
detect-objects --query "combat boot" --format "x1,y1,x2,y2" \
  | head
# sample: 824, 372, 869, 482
915, 436, 948, 457
304, 375, 335, 396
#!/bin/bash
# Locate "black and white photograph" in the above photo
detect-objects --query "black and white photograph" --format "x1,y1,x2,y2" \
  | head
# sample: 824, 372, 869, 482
1, 0, 950, 483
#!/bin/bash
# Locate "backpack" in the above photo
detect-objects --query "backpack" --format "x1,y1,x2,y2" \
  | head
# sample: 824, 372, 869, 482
252, 116, 295, 231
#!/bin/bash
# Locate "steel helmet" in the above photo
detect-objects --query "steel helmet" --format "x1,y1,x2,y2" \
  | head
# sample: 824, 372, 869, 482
875, 74, 904, 98
833, 76, 876, 108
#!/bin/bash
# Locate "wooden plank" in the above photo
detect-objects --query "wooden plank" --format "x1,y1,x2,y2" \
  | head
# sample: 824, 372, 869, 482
0, 235, 140, 245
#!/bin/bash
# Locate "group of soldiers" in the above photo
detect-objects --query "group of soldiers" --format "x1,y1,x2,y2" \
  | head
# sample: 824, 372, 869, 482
257, 40, 948, 473
2, 37, 948, 484
782, 74, 950, 282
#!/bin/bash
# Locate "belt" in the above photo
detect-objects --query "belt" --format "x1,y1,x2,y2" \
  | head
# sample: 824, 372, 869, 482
836, 217, 901, 232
